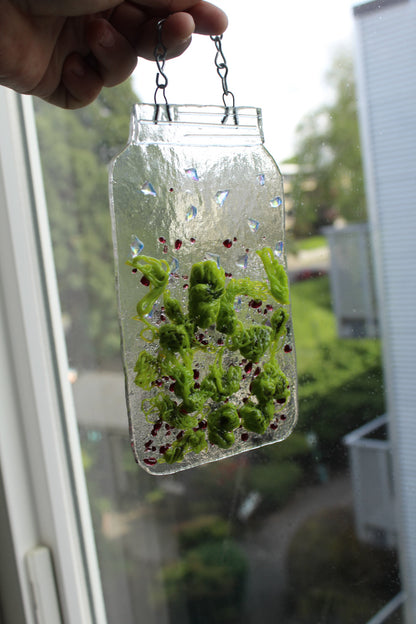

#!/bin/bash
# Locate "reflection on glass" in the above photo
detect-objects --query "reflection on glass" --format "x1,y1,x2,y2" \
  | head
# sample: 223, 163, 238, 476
35, 73, 402, 623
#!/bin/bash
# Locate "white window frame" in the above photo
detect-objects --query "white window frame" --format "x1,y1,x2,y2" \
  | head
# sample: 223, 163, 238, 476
0, 88, 107, 624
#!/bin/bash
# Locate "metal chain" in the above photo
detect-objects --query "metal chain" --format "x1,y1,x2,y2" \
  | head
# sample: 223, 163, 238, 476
153, 19, 171, 122
210, 35, 238, 124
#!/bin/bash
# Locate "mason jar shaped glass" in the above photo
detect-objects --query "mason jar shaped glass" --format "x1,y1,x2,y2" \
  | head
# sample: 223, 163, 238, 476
109, 104, 297, 474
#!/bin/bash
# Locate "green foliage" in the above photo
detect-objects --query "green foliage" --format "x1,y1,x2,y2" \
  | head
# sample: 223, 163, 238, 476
248, 461, 304, 511
188, 259, 226, 328
185, 457, 249, 518
236, 324, 272, 362
207, 404, 240, 449
292, 235, 327, 252
35, 81, 139, 368
291, 276, 384, 462
144, 488, 166, 505
298, 359, 384, 455
132, 248, 292, 464
286, 507, 401, 624
176, 515, 230, 551
159, 540, 248, 623
290, 50, 366, 236
258, 431, 311, 464
257, 246, 290, 304
128, 254, 170, 320
163, 429, 207, 465
240, 402, 269, 434
154, 513, 247, 623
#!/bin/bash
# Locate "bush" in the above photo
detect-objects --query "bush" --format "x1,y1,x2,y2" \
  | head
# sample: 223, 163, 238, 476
257, 431, 312, 464
286, 507, 400, 624
298, 359, 385, 464
176, 515, 230, 551
185, 455, 249, 517
160, 540, 248, 624
291, 276, 385, 466
248, 461, 304, 512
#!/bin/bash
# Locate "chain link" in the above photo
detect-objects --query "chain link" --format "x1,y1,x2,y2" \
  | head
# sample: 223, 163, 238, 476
153, 19, 171, 122
153, 26, 236, 124
210, 35, 238, 124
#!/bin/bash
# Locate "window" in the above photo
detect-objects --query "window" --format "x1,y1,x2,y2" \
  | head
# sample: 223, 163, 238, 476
1, 1, 414, 622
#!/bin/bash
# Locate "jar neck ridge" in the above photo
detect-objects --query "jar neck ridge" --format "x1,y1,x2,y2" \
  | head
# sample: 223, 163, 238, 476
129, 104, 264, 147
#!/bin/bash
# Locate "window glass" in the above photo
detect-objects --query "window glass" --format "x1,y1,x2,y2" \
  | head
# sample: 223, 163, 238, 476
34, 4, 405, 622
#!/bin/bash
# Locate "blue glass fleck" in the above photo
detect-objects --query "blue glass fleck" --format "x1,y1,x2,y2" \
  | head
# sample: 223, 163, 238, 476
236, 254, 248, 270
274, 241, 284, 260
170, 257, 179, 274
215, 190, 229, 207
145, 304, 156, 320
206, 253, 221, 268
234, 296, 243, 312
270, 196, 283, 208
186, 205, 198, 221
185, 168, 199, 181
248, 218, 260, 233
140, 181, 157, 197
130, 235, 144, 258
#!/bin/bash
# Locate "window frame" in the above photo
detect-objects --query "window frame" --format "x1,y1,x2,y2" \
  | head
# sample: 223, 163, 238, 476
0, 88, 107, 624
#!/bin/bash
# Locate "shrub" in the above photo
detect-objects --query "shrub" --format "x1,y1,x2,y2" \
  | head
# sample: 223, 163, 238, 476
257, 431, 312, 464
286, 507, 400, 624
176, 515, 230, 551
160, 540, 248, 624
291, 276, 385, 466
247, 461, 304, 512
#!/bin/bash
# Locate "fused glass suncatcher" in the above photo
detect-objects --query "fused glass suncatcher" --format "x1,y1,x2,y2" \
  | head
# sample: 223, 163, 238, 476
109, 104, 297, 474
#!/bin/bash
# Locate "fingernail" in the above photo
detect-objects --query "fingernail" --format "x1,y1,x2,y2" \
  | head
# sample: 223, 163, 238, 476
99, 27, 115, 48
181, 35, 192, 45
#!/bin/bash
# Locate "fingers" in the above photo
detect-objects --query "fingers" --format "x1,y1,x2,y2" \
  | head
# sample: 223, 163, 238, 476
59, 53, 104, 108
87, 18, 137, 86
36, 1, 228, 109
15, 0, 124, 16
111, 2, 227, 61
131, 0, 208, 11
132, 12, 196, 60
58, 18, 137, 108
186, 1, 228, 36
20, 0, 210, 15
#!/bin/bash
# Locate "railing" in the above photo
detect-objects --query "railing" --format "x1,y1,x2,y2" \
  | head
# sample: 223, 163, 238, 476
344, 415, 396, 548
365, 591, 405, 624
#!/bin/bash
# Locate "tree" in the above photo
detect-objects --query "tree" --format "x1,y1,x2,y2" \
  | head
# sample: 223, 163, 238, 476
290, 50, 366, 237
35, 80, 139, 368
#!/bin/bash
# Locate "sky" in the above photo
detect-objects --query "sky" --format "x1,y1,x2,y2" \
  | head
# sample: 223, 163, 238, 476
133, 0, 359, 164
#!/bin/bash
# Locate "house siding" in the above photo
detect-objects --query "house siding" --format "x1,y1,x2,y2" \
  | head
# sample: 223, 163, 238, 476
354, 1, 416, 621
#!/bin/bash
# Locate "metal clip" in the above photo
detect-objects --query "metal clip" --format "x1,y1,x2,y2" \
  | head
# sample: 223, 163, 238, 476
154, 19, 171, 122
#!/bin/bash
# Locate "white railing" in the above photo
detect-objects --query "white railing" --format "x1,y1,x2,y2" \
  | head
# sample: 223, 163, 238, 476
344, 415, 396, 548
366, 591, 405, 624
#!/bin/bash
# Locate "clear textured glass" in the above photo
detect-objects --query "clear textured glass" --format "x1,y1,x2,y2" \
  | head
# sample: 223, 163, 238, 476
110, 104, 297, 474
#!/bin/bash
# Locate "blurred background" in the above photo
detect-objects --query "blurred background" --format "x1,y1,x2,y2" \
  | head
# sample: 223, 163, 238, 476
32, 0, 414, 622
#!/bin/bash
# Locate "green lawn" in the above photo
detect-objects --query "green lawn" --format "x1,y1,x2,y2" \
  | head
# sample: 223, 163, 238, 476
291, 276, 335, 372
292, 235, 328, 253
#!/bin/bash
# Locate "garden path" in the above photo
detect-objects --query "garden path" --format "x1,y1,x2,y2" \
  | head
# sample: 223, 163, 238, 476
240, 473, 352, 623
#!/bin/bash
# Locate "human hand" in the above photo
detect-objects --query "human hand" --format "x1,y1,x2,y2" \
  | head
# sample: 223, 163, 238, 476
1, 0, 227, 108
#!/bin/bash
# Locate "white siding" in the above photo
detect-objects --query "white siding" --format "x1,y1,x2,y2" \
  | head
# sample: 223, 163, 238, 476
354, 1, 416, 621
